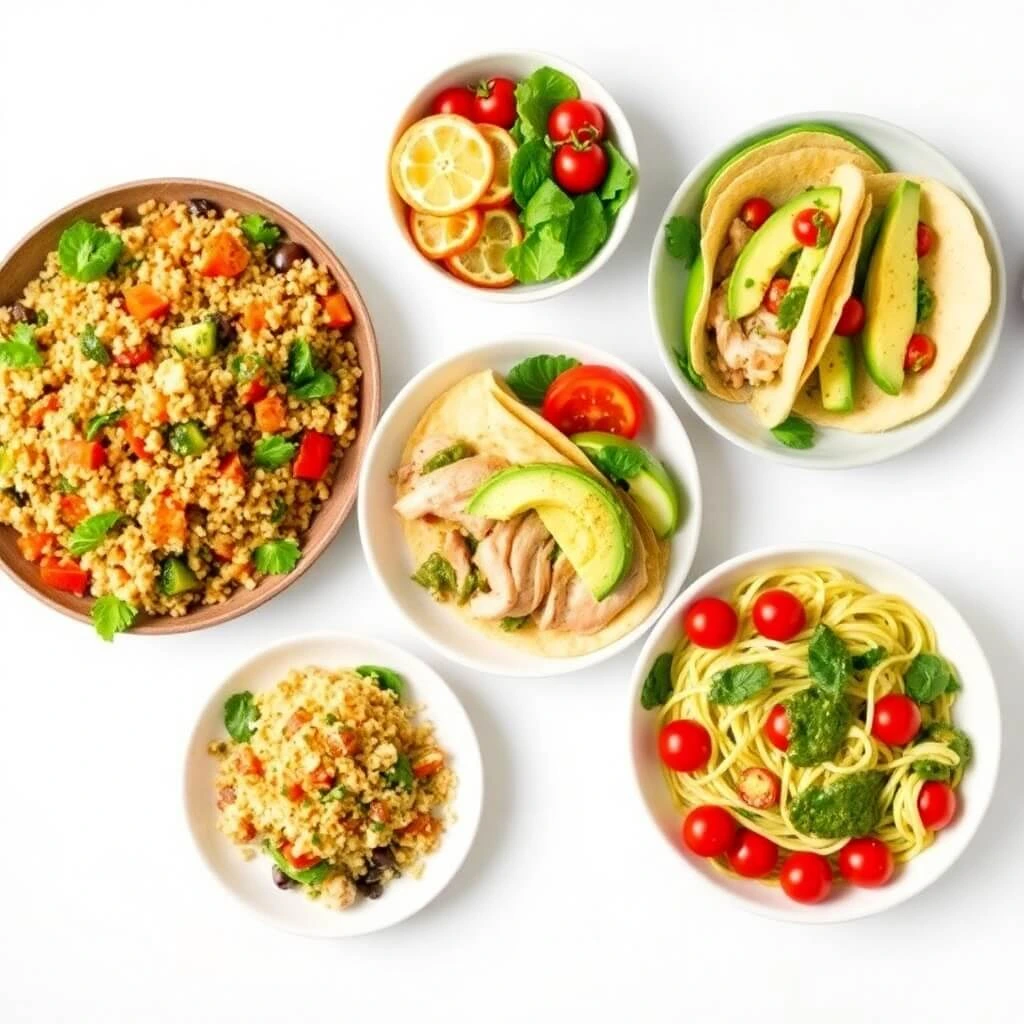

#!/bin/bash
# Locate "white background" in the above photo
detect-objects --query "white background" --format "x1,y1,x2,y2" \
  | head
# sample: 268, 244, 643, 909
1, 1, 1022, 1021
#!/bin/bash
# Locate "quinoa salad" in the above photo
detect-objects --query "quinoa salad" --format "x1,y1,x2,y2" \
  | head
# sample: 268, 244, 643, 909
210, 665, 454, 909
0, 197, 361, 639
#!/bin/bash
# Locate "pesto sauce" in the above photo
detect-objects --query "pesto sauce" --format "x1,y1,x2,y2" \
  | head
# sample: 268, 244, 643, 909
411, 552, 456, 597
789, 771, 885, 839
784, 687, 852, 767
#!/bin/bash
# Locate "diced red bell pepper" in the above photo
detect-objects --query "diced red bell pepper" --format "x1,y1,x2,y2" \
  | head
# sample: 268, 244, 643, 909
61, 440, 106, 471
40, 555, 90, 597
123, 284, 170, 321
240, 376, 269, 406
293, 430, 332, 481
120, 416, 151, 461
114, 342, 155, 368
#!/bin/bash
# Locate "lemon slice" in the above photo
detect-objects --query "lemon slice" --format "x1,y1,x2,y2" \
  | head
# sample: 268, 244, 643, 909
446, 208, 523, 288
408, 208, 484, 261
477, 125, 517, 208
391, 114, 495, 216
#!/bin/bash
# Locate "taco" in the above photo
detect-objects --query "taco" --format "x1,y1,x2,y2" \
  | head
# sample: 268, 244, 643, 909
392, 371, 666, 658
794, 174, 992, 431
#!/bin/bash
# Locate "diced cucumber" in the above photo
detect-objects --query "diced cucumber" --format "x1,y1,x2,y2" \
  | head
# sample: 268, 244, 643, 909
171, 318, 218, 358
158, 556, 199, 596
168, 420, 208, 457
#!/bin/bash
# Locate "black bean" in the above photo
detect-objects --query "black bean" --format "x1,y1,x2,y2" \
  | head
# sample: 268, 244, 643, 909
269, 241, 309, 273
356, 878, 383, 900
271, 865, 293, 890
212, 313, 236, 346
9, 302, 36, 324
187, 198, 219, 218
371, 846, 398, 872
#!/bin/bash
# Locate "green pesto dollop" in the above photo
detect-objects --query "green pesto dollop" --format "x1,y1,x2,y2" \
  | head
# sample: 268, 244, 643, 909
784, 687, 852, 767
789, 770, 885, 838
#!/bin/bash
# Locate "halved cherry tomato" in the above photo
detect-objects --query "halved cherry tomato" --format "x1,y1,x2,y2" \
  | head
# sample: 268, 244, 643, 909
658, 719, 712, 773
400, 814, 438, 838
553, 140, 608, 194
114, 342, 154, 368
293, 430, 333, 481
430, 86, 475, 120
471, 77, 517, 128
123, 284, 169, 321
541, 365, 644, 438
738, 766, 781, 809
59, 493, 89, 527
727, 828, 779, 878
682, 805, 736, 857
40, 555, 89, 596
871, 694, 921, 747
740, 197, 774, 231
835, 296, 866, 337
752, 589, 806, 642
838, 837, 894, 887
793, 207, 834, 248
780, 852, 832, 904
322, 292, 353, 329
764, 704, 791, 752
918, 781, 956, 830
904, 334, 936, 373
683, 596, 737, 649
17, 532, 55, 563
61, 440, 106, 471
200, 232, 250, 278
280, 841, 320, 870
548, 99, 606, 144
916, 222, 935, 258
764, 277, 790, 315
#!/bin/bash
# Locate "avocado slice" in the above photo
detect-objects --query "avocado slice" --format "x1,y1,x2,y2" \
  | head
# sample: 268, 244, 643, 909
818, 336, 856, 413
571, 432, 679, 539
158, 556, 200, 596
728, 187, 841, 320
861, 180, 921, 396
466, 463, 634, 601
171, 318, 218, 359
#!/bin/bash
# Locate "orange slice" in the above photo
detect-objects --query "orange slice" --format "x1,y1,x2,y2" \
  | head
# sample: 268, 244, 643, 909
445, 208, 523, 289
408, 208, 484, 261
477, 125, 517, 208
391, 114, 495, 216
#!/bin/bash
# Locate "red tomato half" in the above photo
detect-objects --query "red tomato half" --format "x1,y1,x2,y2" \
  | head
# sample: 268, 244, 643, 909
658, 720, 712, 773
471, 77, 517, 128
727, 829, 779, 878
916, 222, 935, 258
752, 589, 806, 642
838, 837, 895, 888
548, 99, 606, 143
552, 141, 608, 194
764, 704, 791, 752
430, 86, 475, 119
918, 781, 957, 830
541, 364, 643, 438
741, 197, 774, 231
835, 296, 866, 336
793, 208, 834, 248
682, 805, 737, 857
871, 694, 922, 747
764, 277, 790, 314
738, 766, 781, 809
904, 334, 937, 373
683, 597, 738, 649
780, 852, 832, 904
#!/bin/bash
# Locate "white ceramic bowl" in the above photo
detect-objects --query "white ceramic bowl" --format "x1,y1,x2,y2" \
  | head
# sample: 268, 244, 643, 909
358, 336, 702, 677
183, 633, 483, 938
628, 545, 1000, 924
388, 50, 639, 303
649, 111, 1006, 468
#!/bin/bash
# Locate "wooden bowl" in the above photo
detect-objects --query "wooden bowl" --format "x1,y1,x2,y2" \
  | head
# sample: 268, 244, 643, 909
0, 178, 380, 635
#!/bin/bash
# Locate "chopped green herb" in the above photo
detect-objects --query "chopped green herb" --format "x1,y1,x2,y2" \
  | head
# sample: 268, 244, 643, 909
852, 646, 888, 672
80, 325, 111, 366
229, 353, 270, 383
0, 323, 44, 369
68, 511, 123, 556
355, 665, 404, 698
252, 539, 301, 575
905, 653, 956, 703
807, 624, 852, 697
505, 354, 580, 406
58, 220, 123, 282
269, 497, 287, 523
674, 343, 705, 391
84, 407, 125, 441
57, 476, 79, 495
411, 552, 456, 598
91, 594, 137, 642
224, 691, 261, 742
664, 216, 700, 267
500, 616, 529, 632
321, 784, 348, 803
771, 414, 815, 450
253, 435, 297, 470
132, 480, 150, 501
239, 213, 281, 247
385, 754, 415, 792
916, 278, 936, 324
812, 210, 834, 248
709, 662, 772, 705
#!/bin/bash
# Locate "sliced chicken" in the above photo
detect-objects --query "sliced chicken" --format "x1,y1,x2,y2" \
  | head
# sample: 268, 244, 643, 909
442, 530, 476, 602
469, 513, 554, 620
708, 286, 789, 389
713, 218, 754, 283
394, 435, 457, 489
467, 519, 519, 619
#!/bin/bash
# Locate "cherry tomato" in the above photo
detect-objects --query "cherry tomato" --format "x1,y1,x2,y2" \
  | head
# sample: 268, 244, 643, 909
682, 805, 737, 857
918, 781, 957, 830
916, 222, 935, 258
871, 694, 922, 747
834, 296, 866, 336
430, 86, 475, 120
741, 197, 774, 231
793, 207, 834, 248
553, 140, 608, 194
764, 704, 791, 752
727, 828, 779, 878
541, 364, 644, 438
471, 77, 517, 128
764, 277, 790, 314
658, 719, 712, 773
779, 852, 833, 904
838, 837, 894, 888
738, 766, 781, 809
683, 597, 738, 649
752, 589, 806, 642
548, 99, 606, 144
904, 334, 937, 373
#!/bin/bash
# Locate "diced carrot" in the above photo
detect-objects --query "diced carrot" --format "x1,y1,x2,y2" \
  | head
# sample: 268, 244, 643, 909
200, 232, 250, 278
149, 489, 187, 549
254, 393, 285, 433
240, 376, 269, 405
243, 300, 266, 333
123, 284, 170, 322
114, 342, 154, 368
151, 213, 178, 239
400, 814, 438, 838
369, 801, 390, 825
59, 493, 89, 527
28, 393, 59, 427
40, 555, 90, 597
218, 452, 246, 487
17, 532, 56, 563
61, 440, 106, 471
322, 292, 353, 329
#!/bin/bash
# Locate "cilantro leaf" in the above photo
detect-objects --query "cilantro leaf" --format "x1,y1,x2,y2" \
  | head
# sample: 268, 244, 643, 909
252, 538, 301, 575
239, 213, 281, 247
0, 323, 44, 369
58, 220, 123, 282
84, 407, 125, 441
385, 753, 414, 792
224, 690, 261, 742
664, 216, 700, 267
80, 325, 111, 366
69, 511, 124, 556
505, 354, 580, 406
776, 285, 809, 332
91, 594, 137, 642
640, 652, 674, 710
771, 414, 815, 450
253, 435, 297, 470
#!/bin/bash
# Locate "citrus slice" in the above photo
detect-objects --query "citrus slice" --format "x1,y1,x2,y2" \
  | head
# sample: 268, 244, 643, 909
477, 124, 517, 208
391, 114, 495, 216
446, 208, 523, 289
409, 208, 484, 261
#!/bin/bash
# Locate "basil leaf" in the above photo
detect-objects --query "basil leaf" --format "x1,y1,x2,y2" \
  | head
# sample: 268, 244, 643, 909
385, 753, 414, 792
905, 653, 955, 703
239, 213, 281, 247
852, 646, 887, 671
505, 220, 567, 283
252, 538, 301, 575
505, 354, 580, 406
253, 435, 297, 470
422, 442, 473, 474
290, 369, 336, 401
356, 665, 404, 698
664, 216, 700, 267
709, 662, 772, 705
916, 278, 935, 324
510, 139, 553, 208
58, 220, 123, 282
0, 323, 44, 369
224, 690, 261, 742
513, 67, 579, 141
69, 511, 124, 556
776, 285, 809, 331
808, 624, 852, 697
584, 445, 646, 485
557, 193, 608, 277
91, 594, 136, 642
598, 141, 635, 216
522, 179, 573, 229
85, 407, 125, 441
771, 414, 815, 450
80, 325, 111, 366
640, 652, 674, 710
287, 339, 316, 385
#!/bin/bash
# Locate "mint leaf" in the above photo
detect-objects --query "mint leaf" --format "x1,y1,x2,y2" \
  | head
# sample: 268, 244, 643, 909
505, 220, 566, 283
58, 220, 123, 282
253, 538, 301, 575
505, 354, 580, 406
0, 323, 44, 369
356, 665, 404, 698
239, 213, 281, 247
91, 594, 136, 642
522, 179, 573, 229
513, 67, 579, 140
80, 325, 111, 366
665, 216, 700, 267
224, 690, 261, 742
287, 339, 316, 385
253, 435, 297, 470
558, 193, 608, 277
640, 652, 673, 710
709, 663, 772, 705
84, 407, 125, 441
584, 444, 646, 484
598, 141, 634, 215
510, 139, 553, 208
771, 414, 815, 450
69, 511, 123, 556
290, 369, 336, 401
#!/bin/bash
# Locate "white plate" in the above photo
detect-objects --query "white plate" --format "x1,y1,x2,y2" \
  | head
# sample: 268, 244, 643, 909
358, 336, 702, 677
649, 111, 1006, 468
387, 50, 639, 303
628, 545, 1001, 923
183, 633, 483, 938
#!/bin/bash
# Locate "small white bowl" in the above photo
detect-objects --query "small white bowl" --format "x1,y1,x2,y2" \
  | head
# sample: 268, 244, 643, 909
649, 111, 1006, 468
628, 545, 1001, 924
358, 336, 702, 677
387, 50, 639, 303
183, 633, 483, 938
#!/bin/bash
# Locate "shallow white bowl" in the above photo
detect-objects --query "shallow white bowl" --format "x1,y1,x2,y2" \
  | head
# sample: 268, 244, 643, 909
388, 50, 639, 303
358, 336, 702, 677
649, 111, 1006, 468
183, 633, 483, 938
628, 545, 1001, 924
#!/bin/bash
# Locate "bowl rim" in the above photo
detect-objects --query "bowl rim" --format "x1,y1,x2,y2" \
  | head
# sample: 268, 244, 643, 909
626, 542, 1002, 924
356, 332, 703, 677
647, 109, 1007, 469
386, 48, 640, 304
181, 630, 484, 937
0, 176, 381, 635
